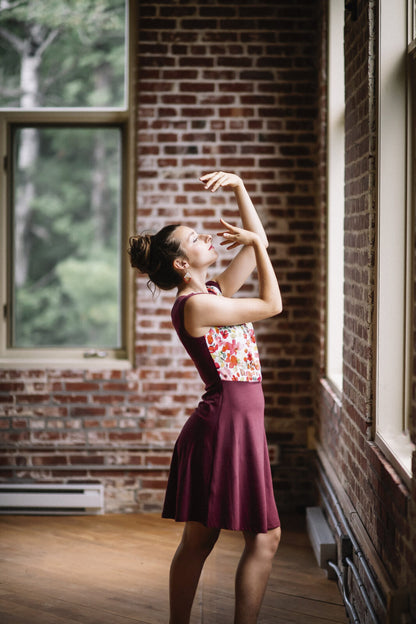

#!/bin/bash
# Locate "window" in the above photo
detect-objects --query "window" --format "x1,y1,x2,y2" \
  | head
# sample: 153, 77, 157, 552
376, 0, 416, 484
326, 0, 345, 391
0, 0, 135, 368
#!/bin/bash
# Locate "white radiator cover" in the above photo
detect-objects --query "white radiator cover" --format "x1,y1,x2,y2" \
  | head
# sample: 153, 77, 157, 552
0, 483, 104, 515
306, 506, 337, 575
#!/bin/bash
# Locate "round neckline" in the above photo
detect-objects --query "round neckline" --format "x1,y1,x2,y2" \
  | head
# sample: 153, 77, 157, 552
175, 290, 208, 301
175, 280, 220, 302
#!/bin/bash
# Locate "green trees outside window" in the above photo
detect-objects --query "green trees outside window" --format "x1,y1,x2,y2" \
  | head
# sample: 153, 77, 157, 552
0, 0, 126, 351
12, 126, 122, 348
0, 0, 125, 109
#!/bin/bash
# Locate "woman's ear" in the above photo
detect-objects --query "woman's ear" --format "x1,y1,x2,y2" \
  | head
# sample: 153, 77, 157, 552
173, 258, 188, 272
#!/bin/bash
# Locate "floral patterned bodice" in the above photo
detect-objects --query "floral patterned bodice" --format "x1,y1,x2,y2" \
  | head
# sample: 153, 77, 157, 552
205, 283, 262, 382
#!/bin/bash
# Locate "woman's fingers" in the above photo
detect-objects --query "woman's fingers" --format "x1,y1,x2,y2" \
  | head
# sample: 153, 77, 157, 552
220, 240, 240, 250
200, 171, 227, 191
217, 218, 259, 248
217, 219, 245, 249
200, 171, 239, 192
199, 171, 220, 186
219, 217, 238, 231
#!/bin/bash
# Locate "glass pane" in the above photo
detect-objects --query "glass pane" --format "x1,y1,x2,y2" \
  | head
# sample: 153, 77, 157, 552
0, 0, 126, 108
11, 126, 122, 348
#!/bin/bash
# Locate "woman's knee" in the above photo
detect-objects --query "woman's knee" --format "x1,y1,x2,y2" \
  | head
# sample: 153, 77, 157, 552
181, 521, 220, 555
243, 526, 281, 560
262, 526, 281, 559
270, 526, 281, 553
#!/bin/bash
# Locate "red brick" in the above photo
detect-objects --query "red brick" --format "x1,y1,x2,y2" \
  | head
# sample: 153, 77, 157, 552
108, 432, 143, 442
91, 395, 126, 405
68, 455, 105, 465
71, 407, 106, 417
64, 382, 98, 392
15, 394, 50, 404
0, 382, 25, 392
53, 394, 88, 404
140, 477, 169, 490
32, 455, 68, 466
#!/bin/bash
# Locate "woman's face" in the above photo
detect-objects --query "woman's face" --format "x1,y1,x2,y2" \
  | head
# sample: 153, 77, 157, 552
173, 225, 218, 269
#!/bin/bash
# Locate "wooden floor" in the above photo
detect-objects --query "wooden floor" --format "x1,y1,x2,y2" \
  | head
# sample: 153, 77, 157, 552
0, 513, 348, 624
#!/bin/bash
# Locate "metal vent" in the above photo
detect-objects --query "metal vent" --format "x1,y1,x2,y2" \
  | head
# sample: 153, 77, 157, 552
0, 483, 104, 515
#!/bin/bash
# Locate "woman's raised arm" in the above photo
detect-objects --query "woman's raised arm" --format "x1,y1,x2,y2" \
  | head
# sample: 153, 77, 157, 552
200, 171, 267, 296
183, 220, 282, 337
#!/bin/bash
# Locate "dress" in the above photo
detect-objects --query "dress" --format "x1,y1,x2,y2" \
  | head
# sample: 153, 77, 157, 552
162, 281, 280, 534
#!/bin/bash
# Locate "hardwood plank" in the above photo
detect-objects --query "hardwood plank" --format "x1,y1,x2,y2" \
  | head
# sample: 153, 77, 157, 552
0, 513, 348, 624
2, 555, 170, 623
197, 526, 347, 624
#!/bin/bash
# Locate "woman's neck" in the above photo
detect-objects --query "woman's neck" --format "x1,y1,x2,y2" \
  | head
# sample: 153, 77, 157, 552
177, 274, 209, 297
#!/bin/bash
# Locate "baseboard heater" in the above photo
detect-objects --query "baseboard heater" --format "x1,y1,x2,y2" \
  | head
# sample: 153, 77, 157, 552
306, 506, 337, 577
0, 483, 104, 515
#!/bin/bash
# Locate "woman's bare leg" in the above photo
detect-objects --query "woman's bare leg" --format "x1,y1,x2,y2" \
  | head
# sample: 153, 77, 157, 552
169, 521, 220, 624
234, 526, 281, 624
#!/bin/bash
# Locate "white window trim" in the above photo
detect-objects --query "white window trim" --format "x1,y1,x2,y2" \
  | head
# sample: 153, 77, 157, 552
413, 0, 416, 39
0, 1, 136, 370
376, 0, 415, 486
326, 0, 345, 392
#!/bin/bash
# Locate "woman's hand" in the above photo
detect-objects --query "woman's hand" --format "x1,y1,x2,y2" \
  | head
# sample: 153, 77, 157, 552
217, 218, 260, 250
200, 169, 269, 298
200, 171, 243, 192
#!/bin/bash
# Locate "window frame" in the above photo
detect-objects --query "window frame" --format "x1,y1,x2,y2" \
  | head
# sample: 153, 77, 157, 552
375, 0, 415, 486
325, 0, 345, 392
413, 0, 416, 39
0, 1, 136, 370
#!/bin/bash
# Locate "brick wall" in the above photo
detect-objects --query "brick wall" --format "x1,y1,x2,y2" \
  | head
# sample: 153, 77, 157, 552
317, 0, 416, 621
0, 368, 174, 512
136, 0, 322, 513
0, 0, 322, 515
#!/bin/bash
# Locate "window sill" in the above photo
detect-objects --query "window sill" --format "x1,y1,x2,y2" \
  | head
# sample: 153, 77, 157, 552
324, 373, 343, 395
0, 354, 132, 370
375, 431, 415, 489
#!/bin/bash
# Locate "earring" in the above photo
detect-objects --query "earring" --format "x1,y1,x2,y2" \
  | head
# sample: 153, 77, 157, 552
183, 271, 191, 283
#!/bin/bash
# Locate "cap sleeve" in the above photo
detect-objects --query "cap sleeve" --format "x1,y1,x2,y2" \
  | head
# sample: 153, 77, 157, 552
206, 280, 222, 296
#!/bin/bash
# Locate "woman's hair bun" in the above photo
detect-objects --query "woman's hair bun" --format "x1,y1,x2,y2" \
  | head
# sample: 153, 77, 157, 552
127, 224, 184, 292
128, 233, 153, 274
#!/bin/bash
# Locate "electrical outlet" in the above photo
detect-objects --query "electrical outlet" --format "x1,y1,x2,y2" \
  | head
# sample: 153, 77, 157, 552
268, 444, 280, 466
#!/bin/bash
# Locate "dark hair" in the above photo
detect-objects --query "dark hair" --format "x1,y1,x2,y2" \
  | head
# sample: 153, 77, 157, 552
128, 224, 185, 291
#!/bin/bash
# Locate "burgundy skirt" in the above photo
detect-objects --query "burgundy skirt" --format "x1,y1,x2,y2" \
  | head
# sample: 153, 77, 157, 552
162, 381, 280, 534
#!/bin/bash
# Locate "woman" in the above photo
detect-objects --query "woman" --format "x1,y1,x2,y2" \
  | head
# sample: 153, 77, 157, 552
128, 171, 282, 624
